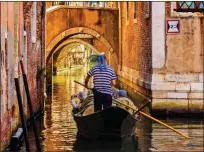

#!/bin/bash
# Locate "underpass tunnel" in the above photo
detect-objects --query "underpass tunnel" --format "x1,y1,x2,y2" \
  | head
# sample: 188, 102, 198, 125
46, 33, 116, 94
53, 42, 95, 74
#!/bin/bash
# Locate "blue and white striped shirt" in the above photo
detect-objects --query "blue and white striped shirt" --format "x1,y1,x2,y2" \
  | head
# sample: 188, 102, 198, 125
88, 65, 117, 95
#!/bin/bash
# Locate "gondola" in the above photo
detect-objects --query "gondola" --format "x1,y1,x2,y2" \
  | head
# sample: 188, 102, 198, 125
72, 94, 138, 140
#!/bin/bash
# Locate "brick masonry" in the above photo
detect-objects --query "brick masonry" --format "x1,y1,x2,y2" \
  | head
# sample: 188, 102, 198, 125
119, 2, 152, 73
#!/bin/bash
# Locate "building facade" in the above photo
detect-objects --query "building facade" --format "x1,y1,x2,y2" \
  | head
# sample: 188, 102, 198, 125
117, 2, 203, 115
0, 2, 45, 150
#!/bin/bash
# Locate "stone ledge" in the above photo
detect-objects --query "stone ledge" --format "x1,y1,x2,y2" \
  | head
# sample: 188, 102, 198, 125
152, 99, 188, 110
189, 100, 204, 112
152, 92, 203, 99
152, 98, 203, 116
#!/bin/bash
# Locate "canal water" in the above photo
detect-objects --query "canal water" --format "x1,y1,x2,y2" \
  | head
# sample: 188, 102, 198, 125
19, 63, 203, 152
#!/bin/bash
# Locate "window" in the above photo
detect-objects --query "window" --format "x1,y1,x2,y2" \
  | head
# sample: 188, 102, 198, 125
174, 2, 204, 12
134, 2, 137, 19
127, 2, 129, 20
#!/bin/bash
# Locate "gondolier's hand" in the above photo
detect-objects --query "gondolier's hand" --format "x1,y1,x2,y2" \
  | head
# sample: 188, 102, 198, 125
71, 94, 77, 100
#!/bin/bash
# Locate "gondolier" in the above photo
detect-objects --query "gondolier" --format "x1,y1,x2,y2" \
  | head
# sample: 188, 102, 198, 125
85, 52, 117, 112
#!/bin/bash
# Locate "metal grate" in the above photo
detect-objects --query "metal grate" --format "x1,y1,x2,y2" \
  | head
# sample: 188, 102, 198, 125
174, 1, 204, 12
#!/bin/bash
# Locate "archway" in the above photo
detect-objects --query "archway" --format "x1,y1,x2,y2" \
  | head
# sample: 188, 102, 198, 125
53, 38, 100, 55
45, 32, 116, 92
52, 38, 102, 74
46, 27, 118, 68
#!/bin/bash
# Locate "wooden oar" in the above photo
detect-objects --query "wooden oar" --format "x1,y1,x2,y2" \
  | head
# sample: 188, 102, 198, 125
139, 111, 189, 138
74, 80, 189, 139
133, 100, 151, 115
74, 80, 91, 90
113, 99, 189, 139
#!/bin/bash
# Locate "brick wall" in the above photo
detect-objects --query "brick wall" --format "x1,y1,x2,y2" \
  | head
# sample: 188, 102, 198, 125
24, 2, 45, 113
117, 2, 152, 97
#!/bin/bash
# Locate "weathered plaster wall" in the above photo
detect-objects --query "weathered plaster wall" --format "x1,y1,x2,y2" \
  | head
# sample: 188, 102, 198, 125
151, 2, 204, 116
0, 2, 23, 149
166, 18, 203, 73
0, 2, 11, 150
0, 2, 45, 150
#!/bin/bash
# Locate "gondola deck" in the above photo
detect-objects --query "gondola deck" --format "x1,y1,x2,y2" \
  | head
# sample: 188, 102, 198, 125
72, 104, 137, 139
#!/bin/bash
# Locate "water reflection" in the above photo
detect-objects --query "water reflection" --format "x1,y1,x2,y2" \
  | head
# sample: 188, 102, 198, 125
18, 63, 203, 152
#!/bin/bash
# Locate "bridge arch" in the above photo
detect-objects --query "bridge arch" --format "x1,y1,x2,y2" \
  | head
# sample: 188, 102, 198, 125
46, 27, 118, 68
52, 38, 100, 55
52, 38, 101, 70
45, 6, 119, 92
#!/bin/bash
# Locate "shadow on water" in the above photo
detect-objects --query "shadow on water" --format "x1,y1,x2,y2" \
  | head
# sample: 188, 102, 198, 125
72, 135, 139, 152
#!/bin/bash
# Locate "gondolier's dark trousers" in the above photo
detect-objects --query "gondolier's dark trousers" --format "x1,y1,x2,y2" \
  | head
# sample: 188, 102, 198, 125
93, 89, 112, 112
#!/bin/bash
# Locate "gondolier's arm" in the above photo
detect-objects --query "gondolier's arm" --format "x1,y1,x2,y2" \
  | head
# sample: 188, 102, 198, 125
111, 80, 116, 86
85, 75, 91, 89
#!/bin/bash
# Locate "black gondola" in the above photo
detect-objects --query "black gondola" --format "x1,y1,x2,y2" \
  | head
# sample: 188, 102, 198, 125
72, 95, 137, 140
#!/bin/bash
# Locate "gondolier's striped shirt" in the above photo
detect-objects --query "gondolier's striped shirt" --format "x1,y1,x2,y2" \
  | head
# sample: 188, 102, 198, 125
88, 65, 117, 95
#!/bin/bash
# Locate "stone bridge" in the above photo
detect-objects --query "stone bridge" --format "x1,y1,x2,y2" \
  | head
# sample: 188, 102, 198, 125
46, 6, 119, 72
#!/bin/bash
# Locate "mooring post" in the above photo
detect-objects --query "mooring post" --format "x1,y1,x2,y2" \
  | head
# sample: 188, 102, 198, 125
19, 60, 42, 151
14, 78, 30, 152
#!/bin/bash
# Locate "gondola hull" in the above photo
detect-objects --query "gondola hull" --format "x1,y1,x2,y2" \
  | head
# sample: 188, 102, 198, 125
72, 106, 137, 139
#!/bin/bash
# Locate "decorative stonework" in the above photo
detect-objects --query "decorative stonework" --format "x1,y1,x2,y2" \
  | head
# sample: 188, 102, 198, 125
170, 2, 204, 17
